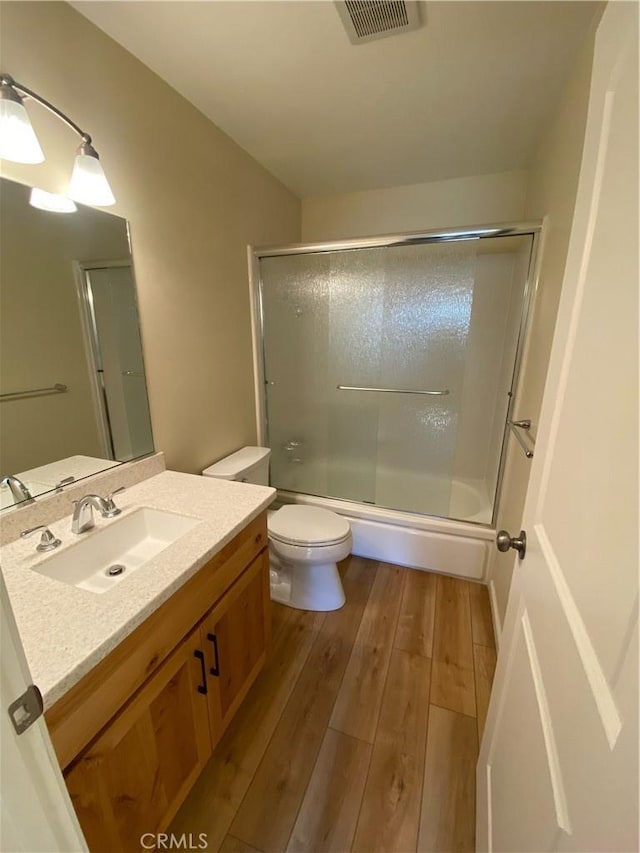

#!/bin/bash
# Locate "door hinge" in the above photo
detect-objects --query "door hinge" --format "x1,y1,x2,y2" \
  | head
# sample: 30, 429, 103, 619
8, 684, 43, 735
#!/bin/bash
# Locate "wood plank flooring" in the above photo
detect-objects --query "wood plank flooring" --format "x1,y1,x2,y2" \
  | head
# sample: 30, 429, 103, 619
171, 558, 497, 852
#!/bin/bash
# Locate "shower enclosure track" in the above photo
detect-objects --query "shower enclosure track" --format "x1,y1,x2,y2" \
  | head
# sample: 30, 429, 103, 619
252, 221, 541, 257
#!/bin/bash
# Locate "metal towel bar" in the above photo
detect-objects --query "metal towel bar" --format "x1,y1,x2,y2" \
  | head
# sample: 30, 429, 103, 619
0, 383, 68, 401
508, 419, 535, 459
337, 385, 450, 396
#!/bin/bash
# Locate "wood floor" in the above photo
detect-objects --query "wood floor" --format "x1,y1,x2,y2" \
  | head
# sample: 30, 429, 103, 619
170, 557, 497, 853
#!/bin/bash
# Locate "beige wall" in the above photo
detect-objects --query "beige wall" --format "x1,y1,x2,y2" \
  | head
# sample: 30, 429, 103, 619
488, 24, 600, 631
0, 1, 301, 475
301, 170, 528, 242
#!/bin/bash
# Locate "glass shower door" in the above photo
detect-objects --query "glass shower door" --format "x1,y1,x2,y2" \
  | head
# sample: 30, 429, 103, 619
261, 251, 379, 502
260, 239, 477, 518
85, 266, 154, 461
325, 247, 385, 504
368, 242, 476, 515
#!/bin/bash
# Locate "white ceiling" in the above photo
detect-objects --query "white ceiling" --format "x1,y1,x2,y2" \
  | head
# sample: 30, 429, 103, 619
72, 1, 598, 198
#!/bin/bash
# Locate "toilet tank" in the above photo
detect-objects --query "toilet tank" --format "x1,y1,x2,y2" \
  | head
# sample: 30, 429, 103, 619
202, 446, 270, 485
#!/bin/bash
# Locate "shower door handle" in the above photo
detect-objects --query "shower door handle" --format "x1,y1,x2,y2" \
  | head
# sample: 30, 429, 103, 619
337, 385, 450, 396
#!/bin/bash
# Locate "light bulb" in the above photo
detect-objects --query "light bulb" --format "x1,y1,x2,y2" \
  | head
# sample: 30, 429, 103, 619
68, 141, 115, 207
29, 187, 77, 213
0, 88, 45, 164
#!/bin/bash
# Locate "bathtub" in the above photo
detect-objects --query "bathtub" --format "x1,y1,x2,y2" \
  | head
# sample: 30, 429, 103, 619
449, 479, 494, 524
274, 472, 495, 581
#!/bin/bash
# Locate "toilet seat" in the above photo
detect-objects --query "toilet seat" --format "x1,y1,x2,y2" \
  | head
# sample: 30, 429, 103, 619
270, 529, 351, 547
268, 505, 351, 547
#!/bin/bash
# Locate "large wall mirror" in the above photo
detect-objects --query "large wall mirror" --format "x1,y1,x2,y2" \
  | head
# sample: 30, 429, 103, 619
0, 178, 154, 511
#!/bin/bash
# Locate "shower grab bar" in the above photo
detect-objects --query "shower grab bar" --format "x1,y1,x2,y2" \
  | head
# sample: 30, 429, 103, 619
508, 419, 534, 459
337, 385, 449, 396
0, 383, 68, 401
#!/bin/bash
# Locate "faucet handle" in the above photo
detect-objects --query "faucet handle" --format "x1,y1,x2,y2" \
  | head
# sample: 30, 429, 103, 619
104, 486, 125, 517
20, 525, 62, 552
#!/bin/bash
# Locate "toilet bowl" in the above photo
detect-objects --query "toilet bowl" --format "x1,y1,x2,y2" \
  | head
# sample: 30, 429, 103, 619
202, 446, 351, 611
268, 505, 351, 611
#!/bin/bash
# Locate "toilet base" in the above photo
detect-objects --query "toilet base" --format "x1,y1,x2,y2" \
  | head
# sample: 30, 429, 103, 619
269, 553, 346, 611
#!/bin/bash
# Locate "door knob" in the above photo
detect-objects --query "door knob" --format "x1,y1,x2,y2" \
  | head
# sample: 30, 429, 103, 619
496, 529, 527, 559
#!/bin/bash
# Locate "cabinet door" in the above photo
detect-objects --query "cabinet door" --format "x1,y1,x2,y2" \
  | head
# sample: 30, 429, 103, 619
202, 548, 270, 744
65, 626, 212, 852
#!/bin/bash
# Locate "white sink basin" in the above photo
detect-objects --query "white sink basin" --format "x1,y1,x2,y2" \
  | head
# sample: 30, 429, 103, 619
33, 507, 200, 594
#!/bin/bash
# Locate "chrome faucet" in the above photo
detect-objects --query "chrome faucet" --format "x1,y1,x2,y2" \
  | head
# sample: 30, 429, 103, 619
1, 475, 34, 505
71, 487, 125, 534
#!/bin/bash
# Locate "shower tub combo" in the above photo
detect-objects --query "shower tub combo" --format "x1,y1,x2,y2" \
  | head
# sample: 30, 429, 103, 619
248, 222, 540, 582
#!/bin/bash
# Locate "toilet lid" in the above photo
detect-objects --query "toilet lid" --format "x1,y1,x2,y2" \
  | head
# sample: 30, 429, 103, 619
268, 505, 350, 546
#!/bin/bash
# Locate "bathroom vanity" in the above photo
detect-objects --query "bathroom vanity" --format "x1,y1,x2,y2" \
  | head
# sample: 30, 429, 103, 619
1, 468, 275, 851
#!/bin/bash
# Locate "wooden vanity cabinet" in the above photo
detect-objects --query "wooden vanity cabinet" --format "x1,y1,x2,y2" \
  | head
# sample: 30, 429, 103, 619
202, 548, 271, 746
65, 625, 212, 853
47, 513, 270, 853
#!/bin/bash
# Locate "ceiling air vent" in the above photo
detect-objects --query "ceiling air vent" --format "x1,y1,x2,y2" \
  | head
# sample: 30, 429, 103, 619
335, 1, 422, 45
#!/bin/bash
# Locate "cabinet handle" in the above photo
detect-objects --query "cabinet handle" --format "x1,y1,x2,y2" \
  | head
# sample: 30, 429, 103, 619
193, 649, 208, 695
206, 633, 220, 677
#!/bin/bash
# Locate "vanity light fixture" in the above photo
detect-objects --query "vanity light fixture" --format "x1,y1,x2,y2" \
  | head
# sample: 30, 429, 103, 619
0, 73, 115, 207
29, 187, 77, 213
0, 81, 44, 163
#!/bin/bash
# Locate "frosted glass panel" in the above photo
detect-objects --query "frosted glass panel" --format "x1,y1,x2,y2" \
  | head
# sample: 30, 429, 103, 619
261, 254, 331, 497
259, 234, 531, 524
451, 238, 532, 522
326, 248, 385, 503
261, 241, 476, 516
375, 242, 475, 515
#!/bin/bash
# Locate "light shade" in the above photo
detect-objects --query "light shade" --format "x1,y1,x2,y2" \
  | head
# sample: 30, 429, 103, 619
29, 187, 77, 213
0, 95, 45, 164
68, 146, 115, 207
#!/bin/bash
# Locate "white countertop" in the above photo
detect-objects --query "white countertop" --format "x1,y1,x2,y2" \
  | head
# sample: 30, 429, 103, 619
1, 470, 275, 708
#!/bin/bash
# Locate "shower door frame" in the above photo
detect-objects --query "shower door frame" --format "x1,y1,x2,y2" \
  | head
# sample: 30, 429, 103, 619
73, 258, 155, 463
248, 220, 542, 529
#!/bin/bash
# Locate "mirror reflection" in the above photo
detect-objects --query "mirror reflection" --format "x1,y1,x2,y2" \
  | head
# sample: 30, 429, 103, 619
0, 178, 154, 510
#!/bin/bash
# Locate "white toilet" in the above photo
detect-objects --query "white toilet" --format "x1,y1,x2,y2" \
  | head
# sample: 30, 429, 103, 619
202, 447, 350, 611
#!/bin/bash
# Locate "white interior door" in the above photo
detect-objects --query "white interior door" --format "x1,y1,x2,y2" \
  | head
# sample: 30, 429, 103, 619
0, 576, 87, 852
477, 3, 638, 851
